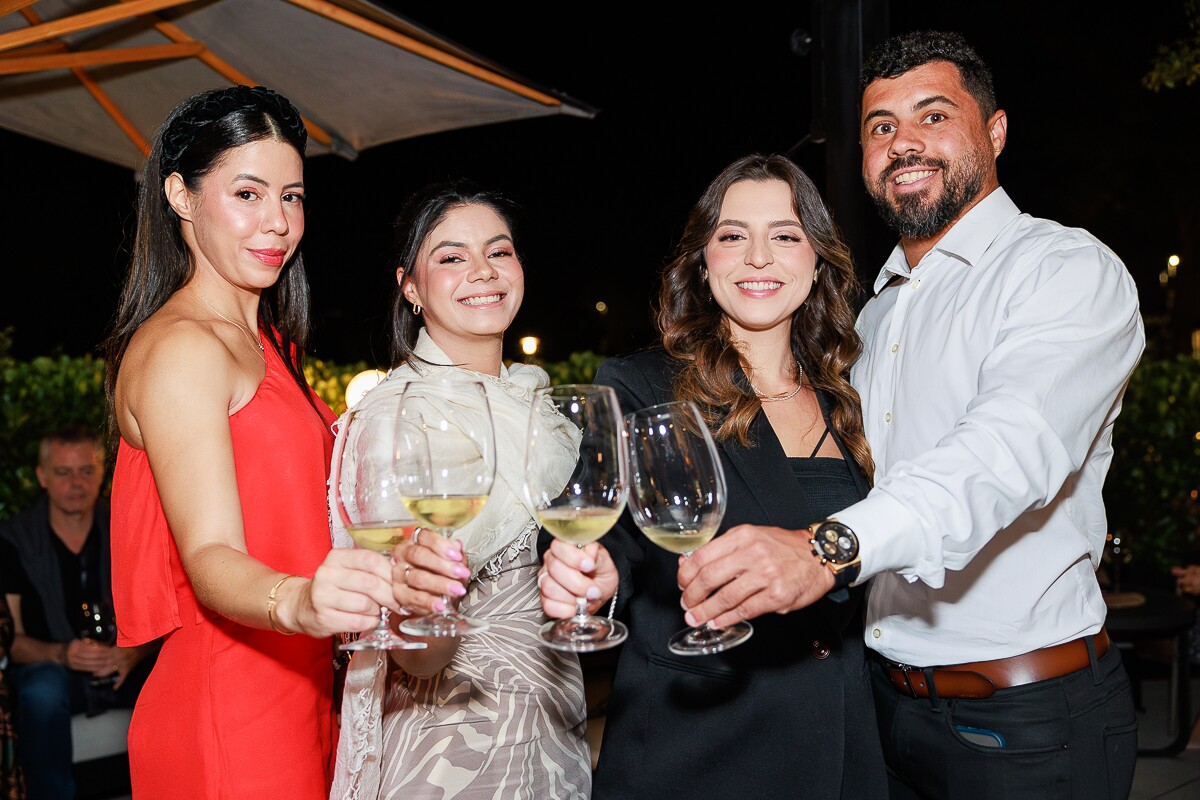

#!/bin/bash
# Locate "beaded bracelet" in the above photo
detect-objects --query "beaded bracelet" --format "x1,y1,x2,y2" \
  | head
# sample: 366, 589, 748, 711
267, 574, 301, 635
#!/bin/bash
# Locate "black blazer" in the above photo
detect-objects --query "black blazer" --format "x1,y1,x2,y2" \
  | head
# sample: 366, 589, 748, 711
564, 348, 887, 799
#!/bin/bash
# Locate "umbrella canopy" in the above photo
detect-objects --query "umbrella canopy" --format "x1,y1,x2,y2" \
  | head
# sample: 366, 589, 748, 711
0, 0, 595, 170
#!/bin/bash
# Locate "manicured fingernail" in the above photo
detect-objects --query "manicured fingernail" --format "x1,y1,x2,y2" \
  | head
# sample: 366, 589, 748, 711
586, 586, 601, 600
454, 566, 470, 579
680, 596, 687, 610
449, 583, 467, 597
447, 548, 463, 561
684, 611, 698, 626
434, 600, 447, 612
580, 558, 596, 572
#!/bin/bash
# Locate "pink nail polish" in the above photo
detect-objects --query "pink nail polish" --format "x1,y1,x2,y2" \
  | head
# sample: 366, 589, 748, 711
450, 583, 467, 597
434, 600, 446, 612
454, 566, 470, 579
447, 549, 463, 561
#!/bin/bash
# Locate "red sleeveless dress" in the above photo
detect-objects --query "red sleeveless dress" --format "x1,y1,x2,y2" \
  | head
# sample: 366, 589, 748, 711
111, 335, 338, 799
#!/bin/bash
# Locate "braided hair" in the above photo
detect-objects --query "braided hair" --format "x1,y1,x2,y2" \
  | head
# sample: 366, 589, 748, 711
103, 85, 316, 445
158, 85, 307, 177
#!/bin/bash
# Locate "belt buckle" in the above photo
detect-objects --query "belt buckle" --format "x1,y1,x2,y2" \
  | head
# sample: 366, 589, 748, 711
889, 660, 923, 699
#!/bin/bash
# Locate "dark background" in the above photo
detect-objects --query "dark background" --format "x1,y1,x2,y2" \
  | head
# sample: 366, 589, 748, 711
2, 0, 1197, 367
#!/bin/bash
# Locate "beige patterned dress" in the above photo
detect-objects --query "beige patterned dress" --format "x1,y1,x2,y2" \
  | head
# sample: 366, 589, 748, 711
328, 330, 591, 800
376, 544, 590, 799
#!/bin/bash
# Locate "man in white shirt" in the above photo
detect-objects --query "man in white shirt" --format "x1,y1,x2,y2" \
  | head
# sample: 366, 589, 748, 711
678, 30, 1143, 798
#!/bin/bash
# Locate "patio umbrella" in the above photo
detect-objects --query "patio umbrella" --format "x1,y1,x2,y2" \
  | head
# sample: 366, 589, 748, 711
0, 0, 595, 171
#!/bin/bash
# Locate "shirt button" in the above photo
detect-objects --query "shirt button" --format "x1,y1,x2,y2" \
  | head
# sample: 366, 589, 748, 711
872, 628, 882, 639
884, 412, 892, 423
890, 343, 899, 353
812, 640, 831, 660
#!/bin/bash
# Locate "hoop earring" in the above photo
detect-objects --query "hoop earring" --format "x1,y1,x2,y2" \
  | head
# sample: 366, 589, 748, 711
412, 303, 422, 316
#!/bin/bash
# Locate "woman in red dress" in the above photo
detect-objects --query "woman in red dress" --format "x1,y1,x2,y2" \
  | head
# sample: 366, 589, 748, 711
103, 86, 398, 799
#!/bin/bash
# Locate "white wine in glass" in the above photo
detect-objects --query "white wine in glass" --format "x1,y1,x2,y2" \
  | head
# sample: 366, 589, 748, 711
333, 399, 428, 652
525, 384, 629, 652
625, 400, 752, 656
395, 377, 496, 638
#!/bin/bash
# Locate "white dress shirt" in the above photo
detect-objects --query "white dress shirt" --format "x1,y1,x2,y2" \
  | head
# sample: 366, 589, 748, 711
837, 187, 1145, 666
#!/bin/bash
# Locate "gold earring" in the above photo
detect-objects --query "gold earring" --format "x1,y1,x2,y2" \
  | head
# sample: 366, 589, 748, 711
412, 303, 422, 316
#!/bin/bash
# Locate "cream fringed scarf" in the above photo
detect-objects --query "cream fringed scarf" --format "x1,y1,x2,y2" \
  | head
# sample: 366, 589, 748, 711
327, 329, 579, 800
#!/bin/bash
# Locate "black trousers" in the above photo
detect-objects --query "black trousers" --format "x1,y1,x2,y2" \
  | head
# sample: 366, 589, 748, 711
870, 641, 1137, 800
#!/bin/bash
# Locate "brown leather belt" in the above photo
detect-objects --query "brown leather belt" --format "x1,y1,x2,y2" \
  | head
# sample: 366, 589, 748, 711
882, 628, 1110, 700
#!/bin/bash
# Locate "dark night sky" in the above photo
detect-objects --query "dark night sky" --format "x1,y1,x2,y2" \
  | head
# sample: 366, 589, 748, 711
3, 1, 1196, 366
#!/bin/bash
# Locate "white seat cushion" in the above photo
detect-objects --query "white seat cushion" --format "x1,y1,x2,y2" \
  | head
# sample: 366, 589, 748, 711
71, 708, 132, 763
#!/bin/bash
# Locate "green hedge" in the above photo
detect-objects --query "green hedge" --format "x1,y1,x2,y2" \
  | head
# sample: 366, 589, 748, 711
0, 329, 601, 519
0, 333, 107, 519
1103, 355, 1200, 584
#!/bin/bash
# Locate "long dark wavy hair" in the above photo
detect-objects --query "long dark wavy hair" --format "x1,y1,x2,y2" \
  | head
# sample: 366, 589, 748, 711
387, 179, 521, 369
657, 153, 873, 478
103, 86, 315, 442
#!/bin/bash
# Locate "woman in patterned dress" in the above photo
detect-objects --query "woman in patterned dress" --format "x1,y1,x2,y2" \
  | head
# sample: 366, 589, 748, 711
330, 180, 590, 800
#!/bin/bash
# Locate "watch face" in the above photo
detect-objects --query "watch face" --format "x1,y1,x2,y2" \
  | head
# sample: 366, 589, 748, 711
814, 522, 858, 565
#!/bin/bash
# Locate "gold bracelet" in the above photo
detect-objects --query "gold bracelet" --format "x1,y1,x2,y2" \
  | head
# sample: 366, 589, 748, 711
267, 574, 301, 635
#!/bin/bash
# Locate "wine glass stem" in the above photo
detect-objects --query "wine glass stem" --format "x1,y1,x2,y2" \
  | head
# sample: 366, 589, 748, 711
572, 543, 592, 620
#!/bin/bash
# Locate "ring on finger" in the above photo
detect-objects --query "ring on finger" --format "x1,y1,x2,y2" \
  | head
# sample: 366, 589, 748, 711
403, 563, 412, 583
411, 527, 422, 546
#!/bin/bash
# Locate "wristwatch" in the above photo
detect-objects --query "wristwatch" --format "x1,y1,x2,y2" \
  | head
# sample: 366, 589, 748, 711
808, 519, 861, 591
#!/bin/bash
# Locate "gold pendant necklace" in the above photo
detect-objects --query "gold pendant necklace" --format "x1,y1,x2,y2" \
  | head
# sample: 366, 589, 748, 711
750, 364, 805, 402
195, 291, 265, 359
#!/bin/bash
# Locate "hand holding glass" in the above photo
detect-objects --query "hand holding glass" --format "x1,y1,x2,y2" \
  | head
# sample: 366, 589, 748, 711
525, 384, 629, 652
395, 378, 495, 638
332, 400, 428, 651
625, 400, 752, 655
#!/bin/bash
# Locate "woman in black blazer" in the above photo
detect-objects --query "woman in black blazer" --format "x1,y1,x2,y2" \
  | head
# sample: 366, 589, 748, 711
539, 154, 887, 798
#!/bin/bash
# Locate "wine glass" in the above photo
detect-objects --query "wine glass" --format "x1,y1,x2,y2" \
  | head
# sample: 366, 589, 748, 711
624, 400, 753, 656
395, 377, 496, 638
524, 384, 629, 652
78, 599, 118, 687
333, 397, 428, 651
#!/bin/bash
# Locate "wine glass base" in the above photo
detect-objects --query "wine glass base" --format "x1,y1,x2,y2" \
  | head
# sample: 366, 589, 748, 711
668, 620, 753, 656
340, 623, 429, 652
399, 613, 491, 638
340, 633, 428, 651
539, 617, 628, 653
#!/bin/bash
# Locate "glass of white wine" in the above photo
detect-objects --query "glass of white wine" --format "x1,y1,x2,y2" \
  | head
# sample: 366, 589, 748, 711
333, 398, 428, 651
625, 400, 752, 656
395, 377, 495, 638
524, 384, 629, 652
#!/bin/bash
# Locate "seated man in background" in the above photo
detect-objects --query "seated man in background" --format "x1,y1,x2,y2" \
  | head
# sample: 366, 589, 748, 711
0, 423, 158, 799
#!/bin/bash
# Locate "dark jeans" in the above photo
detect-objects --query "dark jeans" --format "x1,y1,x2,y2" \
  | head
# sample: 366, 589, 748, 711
10, 657, 152, 800
870, 641, 1137, 800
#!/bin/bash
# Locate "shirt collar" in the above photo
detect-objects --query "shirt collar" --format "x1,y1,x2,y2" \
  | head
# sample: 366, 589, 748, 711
872, 187, 1022, 294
